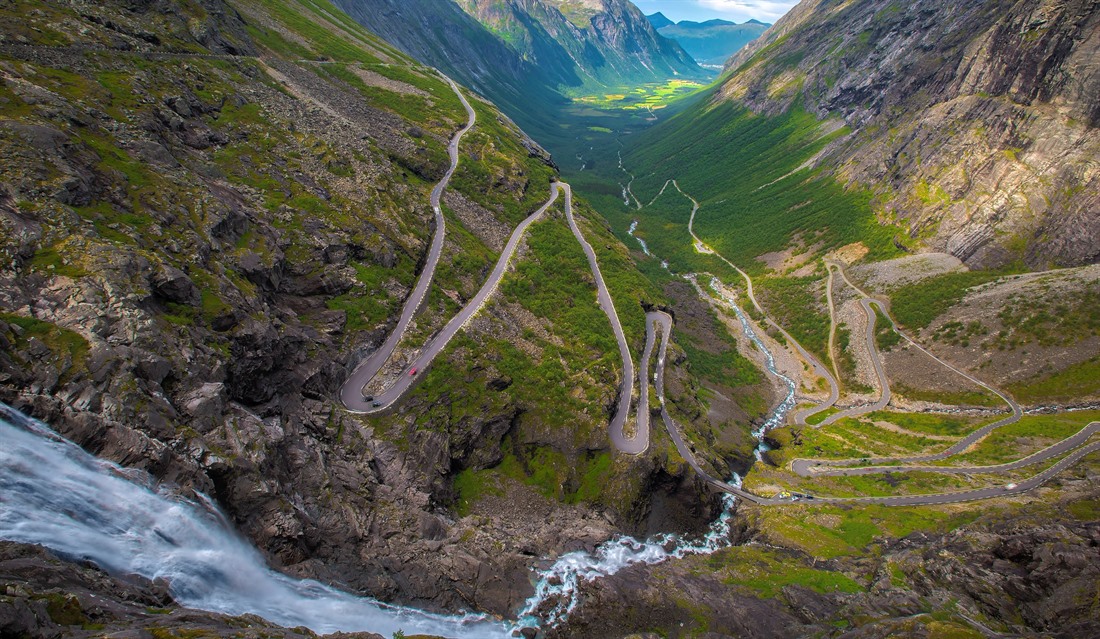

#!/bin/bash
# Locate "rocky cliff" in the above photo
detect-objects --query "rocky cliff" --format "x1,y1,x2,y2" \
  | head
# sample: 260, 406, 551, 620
719, 0, 1100, 268
0, 0, 728, 621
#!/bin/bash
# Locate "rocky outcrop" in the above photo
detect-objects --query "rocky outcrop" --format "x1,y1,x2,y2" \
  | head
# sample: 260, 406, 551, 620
552, 482, 1100, 638
718, 0, 1100, 268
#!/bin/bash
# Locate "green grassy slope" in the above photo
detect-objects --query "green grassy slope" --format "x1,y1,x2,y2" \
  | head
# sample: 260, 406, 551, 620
624, 99, 903, 271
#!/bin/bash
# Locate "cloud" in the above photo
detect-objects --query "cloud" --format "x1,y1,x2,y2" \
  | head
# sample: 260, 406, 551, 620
695, 0, 799, 22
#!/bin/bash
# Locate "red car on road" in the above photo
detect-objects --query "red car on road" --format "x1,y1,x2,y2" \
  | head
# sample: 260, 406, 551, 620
409, 368, 417, 376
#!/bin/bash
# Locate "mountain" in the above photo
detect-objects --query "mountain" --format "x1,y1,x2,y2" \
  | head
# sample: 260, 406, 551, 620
631, 0, 1099, 269
655, 17, 771, 66
722, 0, 1099, 267
330, 0, 707, 139
327, 0, 569, 128
456, 0, 706, 87
646, 11, 674, 29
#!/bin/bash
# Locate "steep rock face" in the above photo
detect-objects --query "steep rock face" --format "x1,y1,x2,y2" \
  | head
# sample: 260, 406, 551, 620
718, 0, 1100, 268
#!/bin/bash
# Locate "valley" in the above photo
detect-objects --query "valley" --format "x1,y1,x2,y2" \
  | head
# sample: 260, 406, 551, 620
0, 0, 1098, 639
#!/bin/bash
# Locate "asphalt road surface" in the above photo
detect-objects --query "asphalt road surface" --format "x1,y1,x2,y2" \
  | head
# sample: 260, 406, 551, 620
814, 298, 892, 427
340, 77, 475, 412
341, 181, 560, 413
561, 184, 642, 454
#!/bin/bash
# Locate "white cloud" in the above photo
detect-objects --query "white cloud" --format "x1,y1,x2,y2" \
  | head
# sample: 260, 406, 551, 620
696, 0, 800, 22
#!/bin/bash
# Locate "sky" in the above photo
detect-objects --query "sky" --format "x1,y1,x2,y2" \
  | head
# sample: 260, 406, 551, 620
630, 0, 799, 24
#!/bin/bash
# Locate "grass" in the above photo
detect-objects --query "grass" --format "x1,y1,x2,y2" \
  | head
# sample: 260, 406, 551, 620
859, 411, 984, 437
806, 406, 840, 426
829, 417, 948, 455
770, 411, 992, 466
623, 101, 904, 270
448, 98, 558, 226
873, 304, 900, 351
567, 79, 708, 112
945, 410, 1100, 465
251, 0, 384, 64
326, 257, 416, 333
452, 447, 617, 514
746, 502, 985, 559
705, 546, 863, 598
756, 274, 829, 362
1007, 356, 1100, 403
889, 270, 1014, 330
993, 286, 1100, 350
893, 382, 1003, 408
1, 313, 90, 381
313, 63, 462, 135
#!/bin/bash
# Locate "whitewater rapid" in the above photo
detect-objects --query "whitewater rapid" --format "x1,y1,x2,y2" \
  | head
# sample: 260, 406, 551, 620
707, 277, 797, 456
517, 476, 741, 627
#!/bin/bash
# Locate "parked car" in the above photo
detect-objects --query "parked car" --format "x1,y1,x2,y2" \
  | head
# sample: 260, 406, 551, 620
371, 401, 382, 408
1004, 483, 1018, 490
409, 368, 417, 376
362, 393, 374, 401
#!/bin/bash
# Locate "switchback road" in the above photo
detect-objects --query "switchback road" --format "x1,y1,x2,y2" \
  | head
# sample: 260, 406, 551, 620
341, 77, 475, 412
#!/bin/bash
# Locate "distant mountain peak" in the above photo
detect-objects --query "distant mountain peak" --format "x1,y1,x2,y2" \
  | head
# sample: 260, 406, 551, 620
744, 19, 768, 25
654, 14, 770, 66
646, 11, 674, 29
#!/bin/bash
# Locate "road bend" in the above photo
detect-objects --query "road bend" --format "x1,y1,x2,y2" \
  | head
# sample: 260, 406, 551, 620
637, 181, 1094, 506
813, 298, 892, 427
561, 184, 644, 454
793, 260, 1024, 470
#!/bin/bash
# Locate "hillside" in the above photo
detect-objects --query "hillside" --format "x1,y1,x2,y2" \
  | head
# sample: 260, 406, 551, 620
457, 0, 704, 89
2, 0, 1099, 638
626, 0, 1099, 271
717, 0, 1099, 268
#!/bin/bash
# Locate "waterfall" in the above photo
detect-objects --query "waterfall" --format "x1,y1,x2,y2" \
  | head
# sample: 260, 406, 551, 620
627, 220, 652, 256
0, 273, 798, 636
0, 406, 512, 639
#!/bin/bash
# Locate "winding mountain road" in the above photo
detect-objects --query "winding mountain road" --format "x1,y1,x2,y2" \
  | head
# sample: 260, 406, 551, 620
340, 76, 476, 412
340, 129, 1095, 506
561, 185, 644, 454
794, 421, 1100, 478
632, 177, 1095, 506
812, 298, 892, 427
